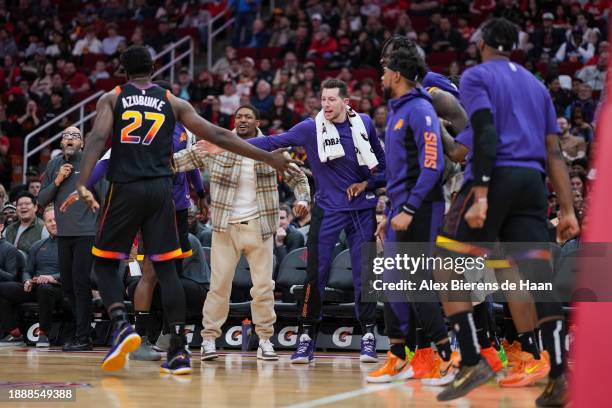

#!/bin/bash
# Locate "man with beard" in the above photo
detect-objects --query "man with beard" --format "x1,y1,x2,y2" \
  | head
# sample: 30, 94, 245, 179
173, 104, 310, 361
39, 126, 105, 351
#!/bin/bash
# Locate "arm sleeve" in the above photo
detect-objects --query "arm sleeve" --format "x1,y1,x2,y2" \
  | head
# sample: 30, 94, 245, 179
365, 117, 387, 190
38, 162, 58, 207
248, 120, 311, 151
187, 169, 205, 198
86, 157, 109, 190
403, 107, 445, 213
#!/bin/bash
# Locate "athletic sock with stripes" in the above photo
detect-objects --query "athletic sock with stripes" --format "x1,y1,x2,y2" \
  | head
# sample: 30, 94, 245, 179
540, 319, 566, 379
449, 311, 481, 366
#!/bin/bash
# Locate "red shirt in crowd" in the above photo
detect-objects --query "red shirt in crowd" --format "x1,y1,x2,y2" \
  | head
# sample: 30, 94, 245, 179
308, 37, 338, 56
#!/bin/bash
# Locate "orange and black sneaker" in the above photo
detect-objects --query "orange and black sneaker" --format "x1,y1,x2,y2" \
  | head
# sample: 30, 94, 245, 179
481, 346, 504, 373
410, 347, 437, 379
502, 339, 522, 367
366, 351, 413, 383
422, 351, 461, 386
499, 351, 550, 387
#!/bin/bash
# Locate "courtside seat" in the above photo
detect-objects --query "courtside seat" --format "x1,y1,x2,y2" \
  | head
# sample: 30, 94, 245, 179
323, 249, 357, 319
274, 247, 307, 316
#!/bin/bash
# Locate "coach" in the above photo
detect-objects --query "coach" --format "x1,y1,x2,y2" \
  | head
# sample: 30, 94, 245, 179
39, 126, 107, 351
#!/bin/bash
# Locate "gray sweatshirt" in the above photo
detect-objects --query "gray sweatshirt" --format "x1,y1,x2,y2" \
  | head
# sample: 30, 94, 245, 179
38, 151, 107, 237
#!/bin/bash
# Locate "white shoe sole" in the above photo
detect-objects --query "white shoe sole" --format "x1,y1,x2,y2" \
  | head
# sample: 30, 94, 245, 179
257, 348, 278, 360
200, 352, 218, 361
36, 343, 50, 348
291, 357, 313, 364
367, 366, 415, 383
360, 355, 379, 363
421, 372, 457, 386
0, 342, 25, 347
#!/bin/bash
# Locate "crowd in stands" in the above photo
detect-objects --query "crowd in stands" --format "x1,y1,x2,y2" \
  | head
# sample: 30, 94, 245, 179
0, 0, 606, 346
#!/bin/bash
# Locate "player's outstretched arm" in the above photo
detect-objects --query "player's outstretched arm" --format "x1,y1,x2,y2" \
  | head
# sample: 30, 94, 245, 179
172, 96, 299, 173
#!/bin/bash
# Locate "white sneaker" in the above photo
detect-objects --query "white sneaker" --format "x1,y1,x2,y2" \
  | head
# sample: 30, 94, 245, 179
257, 339, 278, 361
200, 338, 218, 361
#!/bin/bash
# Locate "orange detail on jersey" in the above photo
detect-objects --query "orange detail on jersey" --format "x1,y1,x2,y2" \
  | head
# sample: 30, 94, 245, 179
142, 112, 165, 145
394, 118, 404, 130
120, 110, 142, 143
149, 248, 182, 262
92, 247, 129, 260
179, 132, 187, 143
423, 131, 438, 169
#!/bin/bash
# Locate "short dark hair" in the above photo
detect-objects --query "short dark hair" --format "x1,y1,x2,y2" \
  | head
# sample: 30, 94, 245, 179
235, 104, 260, 119
16, 191, 37, 206
279, 204, 292, 217
321, 78, 348, 98
387, 49, 429, 84
27, 179, 41, 188
153, 79, 172, 91
120, 45, 153, 77
481, 18, 518, 53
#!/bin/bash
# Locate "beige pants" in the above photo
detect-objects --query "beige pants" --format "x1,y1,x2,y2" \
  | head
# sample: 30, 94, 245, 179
202, 218, 276, 340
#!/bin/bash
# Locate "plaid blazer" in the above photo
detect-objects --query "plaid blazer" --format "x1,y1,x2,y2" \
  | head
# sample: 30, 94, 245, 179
173, 145, 310, 240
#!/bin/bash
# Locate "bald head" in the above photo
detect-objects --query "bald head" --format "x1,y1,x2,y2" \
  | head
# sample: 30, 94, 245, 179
60, 125, 83, 158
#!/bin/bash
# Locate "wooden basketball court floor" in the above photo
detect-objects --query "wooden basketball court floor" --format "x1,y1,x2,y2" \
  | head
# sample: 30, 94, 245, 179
0, 347, 544, 407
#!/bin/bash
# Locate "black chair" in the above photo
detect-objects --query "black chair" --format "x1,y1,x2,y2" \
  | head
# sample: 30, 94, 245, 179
274, 247, 308, 316
323, 249, 357, 318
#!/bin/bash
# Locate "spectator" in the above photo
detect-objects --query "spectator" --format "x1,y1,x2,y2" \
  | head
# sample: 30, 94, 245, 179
248, 19, 270, 49
470, 0, 496, 16
0, 220, 20, 282
257, 59, 275, 85
42, 90, 69, 139
558, 116, 586, 163
493, 0, 523, 25
89, 60, 110, 84
63, 62, 90, 94
231, 0, 261, 47
30, 62, 55, 98
154, 18, 177, 52
283, 24, 310, 61
570, 107, 594, 142
72, 27, 103, 56
27, 179, 42, 198
130, 28, 156, 59
570, 171, 586, 196
373, 105, 387, 144
1, 204, 17, 228
251, 80, 274, 117
566, 83, 596, 124
210, 45, 236, 78
218, 82, 241, 117
0, 137, 10, 192
273, 52, 300, 89
0, 205, 62, 348
275, 204, 305, 264
585, 41, 608, 66
307, 25, 338, 59
360, 0, 381, 18
187, 203, 212, 248
200, 95, 232, 128
222, 58, 242, 83
457, 16, 475, 42
576, 51, 608, 91
4, 192, 48, 252
269, 16, 292, 48
191, 70, 218, 102
3, 55, 21, 88
236, 58, 257, 97
547, 76, 572, 115
16, 101, 40, 137
329, 37, 355, 69
101, 23, 125, 56
555, 27, 595, 64
45, 30, 68, 58
0, 184, 7, 208
269, 92, 297, 131
176, 68, 194, 101
410, 0, 440, 16
0, 28, 18, 60
530, 12, 565, 59
431, 16, 465, 52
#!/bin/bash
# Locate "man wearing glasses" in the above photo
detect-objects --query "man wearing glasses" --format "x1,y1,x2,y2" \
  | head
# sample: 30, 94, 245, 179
39, 126, 107, 351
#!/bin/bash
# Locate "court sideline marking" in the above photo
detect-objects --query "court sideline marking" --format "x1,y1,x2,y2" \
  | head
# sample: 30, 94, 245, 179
283, 383, 406, 408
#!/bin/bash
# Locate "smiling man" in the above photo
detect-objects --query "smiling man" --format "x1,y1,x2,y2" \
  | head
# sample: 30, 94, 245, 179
242, 79, 387, 364
39, 126, 106, 352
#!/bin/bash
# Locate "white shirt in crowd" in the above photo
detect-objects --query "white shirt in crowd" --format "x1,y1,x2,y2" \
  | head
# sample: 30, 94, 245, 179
219, 93, 241, 116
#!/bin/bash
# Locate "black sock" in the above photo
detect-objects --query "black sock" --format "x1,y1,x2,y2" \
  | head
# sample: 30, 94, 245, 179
169, 324, 186, 353
449, 311, 481, 366
436, 339, 452, 362
108, 305, 128, 331
135, 311, 152, 337
473, 303, 491, 349
416, 328, 430, 349
390, 343, 406, 360
153, 260, 186, 326
405, 316, 417, 351
518, 331, 540, 359
540, 319, 566, 379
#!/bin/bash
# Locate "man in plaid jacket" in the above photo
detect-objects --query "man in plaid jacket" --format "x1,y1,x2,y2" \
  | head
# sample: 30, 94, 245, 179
174, 104, 310, 361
